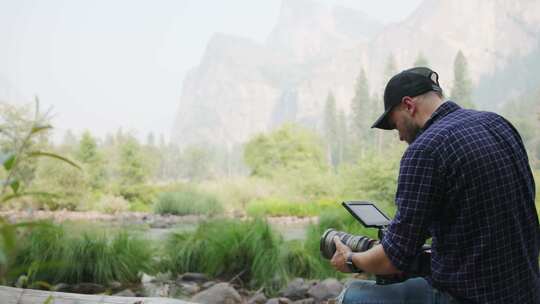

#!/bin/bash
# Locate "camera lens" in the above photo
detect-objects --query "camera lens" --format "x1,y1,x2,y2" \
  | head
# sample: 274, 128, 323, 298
320, 228, 376, 259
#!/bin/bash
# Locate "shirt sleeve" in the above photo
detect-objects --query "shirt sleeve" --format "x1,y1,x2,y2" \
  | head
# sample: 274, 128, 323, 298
381, 147, 443, 273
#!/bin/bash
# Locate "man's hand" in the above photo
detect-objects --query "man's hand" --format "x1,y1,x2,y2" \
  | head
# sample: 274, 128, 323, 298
330, 236, 353, 273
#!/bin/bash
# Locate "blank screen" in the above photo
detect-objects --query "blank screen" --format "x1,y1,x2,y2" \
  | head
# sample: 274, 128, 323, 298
348, 204, 390, 226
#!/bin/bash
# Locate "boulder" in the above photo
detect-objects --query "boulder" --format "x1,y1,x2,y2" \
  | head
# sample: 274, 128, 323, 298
307, 279, 343, 303
178, 282, 201, 296
191, 282, 242, 304
247, 292, 267, 304
202, 281, 217, 290
266, 298, 292, 304
279, 278, 311, 300
143, 282, 171, 297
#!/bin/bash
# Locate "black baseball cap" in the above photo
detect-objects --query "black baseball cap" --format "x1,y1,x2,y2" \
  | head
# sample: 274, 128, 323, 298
371, 67, 442, 130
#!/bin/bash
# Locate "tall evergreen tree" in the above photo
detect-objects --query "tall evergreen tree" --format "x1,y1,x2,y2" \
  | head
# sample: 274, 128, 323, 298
76, 131, 99, 163
351, 68, 370, 140
337, 109, 347, 166
384, 53, 398, 84
118, 136, 147, 186
414, 52, 429, 67
451, 50, 475, 108
323, 91, 338, 168
76, 130, 107, 190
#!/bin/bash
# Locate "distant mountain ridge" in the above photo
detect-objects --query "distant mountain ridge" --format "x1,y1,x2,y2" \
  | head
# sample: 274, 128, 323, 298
172, 0, 540, 148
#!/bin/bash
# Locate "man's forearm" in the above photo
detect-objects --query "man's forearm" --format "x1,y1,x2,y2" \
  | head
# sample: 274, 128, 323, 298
351, 244, 401, 275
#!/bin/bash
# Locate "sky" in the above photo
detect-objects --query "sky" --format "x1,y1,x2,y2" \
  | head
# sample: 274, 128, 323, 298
0, 0, 423, 142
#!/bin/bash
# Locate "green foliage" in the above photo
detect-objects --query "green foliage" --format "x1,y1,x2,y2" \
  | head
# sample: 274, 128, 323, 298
95, 195, 130, 214
32, 158, 88, 210
115, 183, 157, 206
451, 50, 475, 109
13, 223, 153, 285
181, 145, 213, 181
280, 240, 332, 279
246, 198, 334, 217
283, 206, 380, 280
339, 150, 401, 215
247, 198, 310, 217
76, 131, 108, 190
502, 88, 540, 167
199, 177, 279, 212
153, 190, 223, 216
350, 68, 371, 140
162, 218, 287, 294
324, 92, 339, 168
244, 124, 327, 177
118, 136, 148, 186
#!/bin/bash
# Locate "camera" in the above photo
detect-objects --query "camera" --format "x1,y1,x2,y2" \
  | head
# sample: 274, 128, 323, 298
320, 201, 431, 284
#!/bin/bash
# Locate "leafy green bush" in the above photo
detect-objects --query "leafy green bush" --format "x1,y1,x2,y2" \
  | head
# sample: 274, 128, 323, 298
244, 124, 327, 177
13, 223, 153, 285
339, 151, 401, 216
153, 190, 223, 216
95, 195, 130, 214
162, 218, 287, 294
115, 183, 158, 206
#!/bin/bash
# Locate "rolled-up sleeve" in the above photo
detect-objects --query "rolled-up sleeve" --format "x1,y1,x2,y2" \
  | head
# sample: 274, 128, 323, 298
381, 147, 443, 273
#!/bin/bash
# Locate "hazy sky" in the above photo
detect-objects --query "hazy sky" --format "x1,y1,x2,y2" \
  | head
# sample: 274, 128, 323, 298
0, 0, 423, 142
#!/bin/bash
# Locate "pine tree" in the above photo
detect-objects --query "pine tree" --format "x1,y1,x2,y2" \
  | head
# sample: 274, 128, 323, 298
337, 110, 347, 165
451, 50, 475, 108
384, 53, 398, 84
118, 136, 147, 186
76, 130, 107, 190
351, 68, 370, 140
324, 91, 339, 168
76, 131, 99, 163
414, 52, 429, 67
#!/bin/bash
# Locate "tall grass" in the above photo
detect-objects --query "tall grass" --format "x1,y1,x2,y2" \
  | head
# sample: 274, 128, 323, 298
288, 207, 380, 280
246, 198, 336, 217
162, 218, 287, 294
13, 223, 153, 285
153, 190, 223, 216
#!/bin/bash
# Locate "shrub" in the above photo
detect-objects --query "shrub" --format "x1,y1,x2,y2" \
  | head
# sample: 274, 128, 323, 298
96, 195, 130, 214
115, 183, 157, 206
13, 223, 153, 285
162, 218, 287, 294
153, 190, 223, 216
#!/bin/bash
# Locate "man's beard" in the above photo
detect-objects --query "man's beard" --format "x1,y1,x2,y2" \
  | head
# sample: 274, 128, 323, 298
403, 117, 422, 144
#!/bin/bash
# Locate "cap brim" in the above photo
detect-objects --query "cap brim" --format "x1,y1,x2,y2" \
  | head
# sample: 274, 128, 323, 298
371, 107, 394, 130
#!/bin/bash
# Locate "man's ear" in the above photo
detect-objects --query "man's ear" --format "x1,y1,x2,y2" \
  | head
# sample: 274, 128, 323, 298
401, 97, 416, 115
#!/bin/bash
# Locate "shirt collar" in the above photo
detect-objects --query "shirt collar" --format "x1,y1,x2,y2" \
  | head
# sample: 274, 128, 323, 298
421, 101, 461, 132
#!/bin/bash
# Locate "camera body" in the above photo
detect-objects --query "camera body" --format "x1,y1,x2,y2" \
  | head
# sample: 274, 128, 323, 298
319, 201, 431, 285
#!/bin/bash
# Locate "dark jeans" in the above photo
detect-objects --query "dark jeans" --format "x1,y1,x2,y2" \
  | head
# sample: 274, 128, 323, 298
338, 278, 460, 304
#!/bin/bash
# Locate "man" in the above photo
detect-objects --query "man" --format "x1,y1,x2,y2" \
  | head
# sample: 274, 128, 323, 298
330, 67, 540, 303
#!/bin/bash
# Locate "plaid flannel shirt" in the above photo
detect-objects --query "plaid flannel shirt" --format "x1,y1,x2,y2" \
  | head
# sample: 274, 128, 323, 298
381, 101, 540, 303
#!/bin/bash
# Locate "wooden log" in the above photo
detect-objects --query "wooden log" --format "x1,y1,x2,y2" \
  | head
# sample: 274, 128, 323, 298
0, 285, 195, 304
